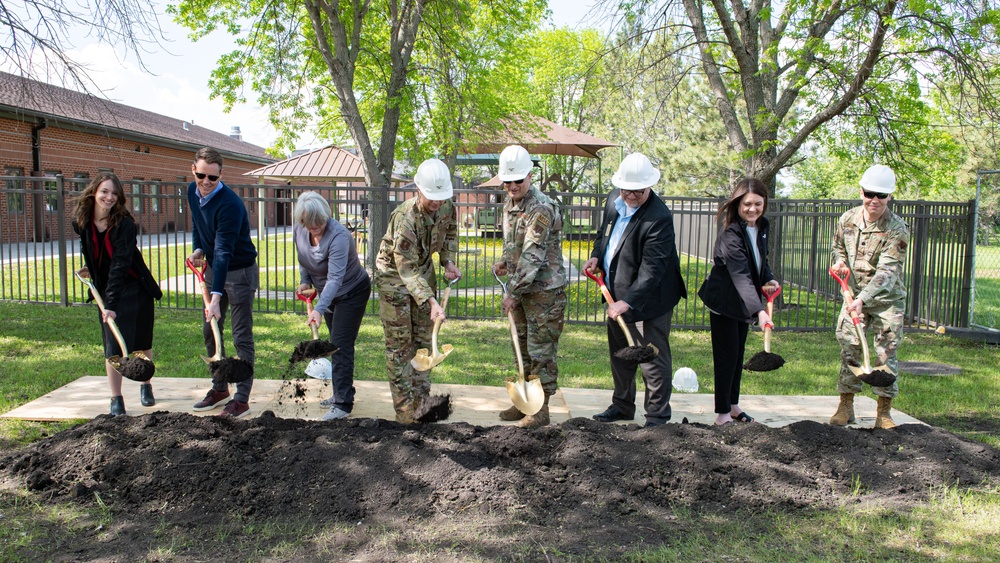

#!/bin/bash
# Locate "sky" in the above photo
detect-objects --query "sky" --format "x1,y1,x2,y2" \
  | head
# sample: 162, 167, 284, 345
16, 0, 602, 153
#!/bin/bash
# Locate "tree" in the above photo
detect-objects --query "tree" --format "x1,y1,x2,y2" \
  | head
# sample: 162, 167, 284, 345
601, 0, 1000, 193
2, 0, 165, 88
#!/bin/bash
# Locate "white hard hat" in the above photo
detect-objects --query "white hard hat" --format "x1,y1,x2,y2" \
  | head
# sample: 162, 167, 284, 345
612, 153, 661, 190
305, 357, 332, 380
498, 145, 533, 182
672, 367, 699, 393
859, 164, 896, 194
413, 158, 454, 200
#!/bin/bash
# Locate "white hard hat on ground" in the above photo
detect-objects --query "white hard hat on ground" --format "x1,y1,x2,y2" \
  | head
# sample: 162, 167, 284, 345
672, 367, 699, 392
414, 158, 454, 200
859, 164, 896, 194
305, 357, 332, 380
498, 145, 534, 182
612, 153, 661, 190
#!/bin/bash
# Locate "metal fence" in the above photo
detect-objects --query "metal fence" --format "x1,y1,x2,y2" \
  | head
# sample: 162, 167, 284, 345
0, 174, 979, 332
973, 171, 1000, 330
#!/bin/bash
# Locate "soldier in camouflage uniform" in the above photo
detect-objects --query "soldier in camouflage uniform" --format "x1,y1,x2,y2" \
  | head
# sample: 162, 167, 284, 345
830, 164, 909, 429
492, 145, 567, 429
374, 159, 461, 424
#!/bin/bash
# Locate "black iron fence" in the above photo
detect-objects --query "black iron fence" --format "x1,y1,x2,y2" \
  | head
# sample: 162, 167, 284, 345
0, 174, 979, 332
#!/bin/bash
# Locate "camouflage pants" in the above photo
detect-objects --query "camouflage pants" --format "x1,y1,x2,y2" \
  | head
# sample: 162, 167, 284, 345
510, 288, 566, 395
835, 302, 903, 398
379, 292, 433, 417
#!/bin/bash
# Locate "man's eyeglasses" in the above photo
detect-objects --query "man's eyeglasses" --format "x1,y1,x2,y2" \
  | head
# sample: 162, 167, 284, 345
195, 172, 220, 182
862, 190, 889, 200
621, 188, 647, 197
503, 178, 525, 186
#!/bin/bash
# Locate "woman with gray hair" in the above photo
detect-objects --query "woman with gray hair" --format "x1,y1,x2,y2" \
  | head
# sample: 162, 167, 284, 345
293, 191, 372, 420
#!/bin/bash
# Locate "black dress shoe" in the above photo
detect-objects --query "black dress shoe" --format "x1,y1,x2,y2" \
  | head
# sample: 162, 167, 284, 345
593, 406, 634, 423
140, 383, 155, 407
110, 396, 125, 416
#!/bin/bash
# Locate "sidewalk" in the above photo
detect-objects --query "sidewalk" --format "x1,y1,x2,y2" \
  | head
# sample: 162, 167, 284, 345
2, 376, 924, 428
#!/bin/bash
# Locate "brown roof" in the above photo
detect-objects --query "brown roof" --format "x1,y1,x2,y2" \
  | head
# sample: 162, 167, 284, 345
0, 71, 273, 163
244, 145, 406, 183
470, 115, 617, 159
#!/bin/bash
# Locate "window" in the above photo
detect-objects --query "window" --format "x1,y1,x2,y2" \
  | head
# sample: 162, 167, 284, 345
4, 166, 24, 214
72, 172, 89, 192
150, 180, 160, 213
131, 180, 143, 213
43, 170, 60, 212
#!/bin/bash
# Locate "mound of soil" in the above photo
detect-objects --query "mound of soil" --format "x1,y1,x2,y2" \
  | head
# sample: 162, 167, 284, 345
2, 414, 999, 559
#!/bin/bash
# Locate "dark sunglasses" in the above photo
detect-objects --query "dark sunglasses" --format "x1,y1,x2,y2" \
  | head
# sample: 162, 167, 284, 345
862, 190, 889, 200
195, 172, 220, 182
503, 178, 525, 186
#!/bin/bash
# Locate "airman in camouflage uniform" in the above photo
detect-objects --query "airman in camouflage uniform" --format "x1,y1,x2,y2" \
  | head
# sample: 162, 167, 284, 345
830, 164, 909, 429
374, 159, 461, 423
492, 146, 567, 428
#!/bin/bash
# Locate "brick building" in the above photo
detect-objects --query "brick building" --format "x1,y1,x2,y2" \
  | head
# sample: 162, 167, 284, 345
0, 71, 277, 243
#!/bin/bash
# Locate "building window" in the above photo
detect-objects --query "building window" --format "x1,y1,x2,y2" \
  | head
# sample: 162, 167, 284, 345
131, 180, 143, 214
4, 166, 24, 214
72, 172, 89, 192
150, 181, 160, 213
44, 170, 60, 212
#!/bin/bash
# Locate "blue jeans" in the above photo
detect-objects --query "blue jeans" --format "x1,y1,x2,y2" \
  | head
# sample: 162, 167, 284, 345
204, 263, 259, 403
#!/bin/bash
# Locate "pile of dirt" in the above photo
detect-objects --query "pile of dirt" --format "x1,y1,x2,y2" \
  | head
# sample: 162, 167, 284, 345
2, 414, 999, 558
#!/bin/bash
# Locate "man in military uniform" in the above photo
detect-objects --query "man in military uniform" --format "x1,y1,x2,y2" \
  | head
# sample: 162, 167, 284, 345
830, 164, 910, 429
492, 145, 567, 428
374, 158, 461, 424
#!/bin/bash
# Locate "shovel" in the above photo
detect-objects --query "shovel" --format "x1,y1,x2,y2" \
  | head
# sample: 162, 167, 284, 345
74, 268, 155, 382
743, 285, 786, 372
290, 288, 337, 365
829, 268, 896, 387
493, 270, 545, 416
185, 258, 253, 383
584, 268, 659, 363
411, 274, 460, 371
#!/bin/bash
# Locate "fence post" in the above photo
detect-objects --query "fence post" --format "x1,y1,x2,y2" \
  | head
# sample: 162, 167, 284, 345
56, 174, 68, 306
960, 198, 976, 327
908, 202, 928, 323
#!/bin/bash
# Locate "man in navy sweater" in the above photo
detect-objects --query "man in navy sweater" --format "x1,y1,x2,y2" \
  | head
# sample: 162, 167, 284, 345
186, 147, 259, 418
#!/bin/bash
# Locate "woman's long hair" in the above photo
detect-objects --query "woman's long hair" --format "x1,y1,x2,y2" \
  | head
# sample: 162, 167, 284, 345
73, 173, 132, 230
718, 178, 769, 228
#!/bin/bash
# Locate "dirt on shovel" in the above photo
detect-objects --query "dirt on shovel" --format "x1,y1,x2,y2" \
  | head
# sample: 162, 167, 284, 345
289, 340, 338, 366
209, 357, 254, 384
118, 355, 156, 382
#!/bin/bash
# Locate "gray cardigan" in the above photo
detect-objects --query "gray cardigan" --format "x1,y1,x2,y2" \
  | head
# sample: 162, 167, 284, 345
294, 219, 369, 314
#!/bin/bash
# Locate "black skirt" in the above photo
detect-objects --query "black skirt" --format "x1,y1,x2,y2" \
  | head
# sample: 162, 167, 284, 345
100, 279, 155, 358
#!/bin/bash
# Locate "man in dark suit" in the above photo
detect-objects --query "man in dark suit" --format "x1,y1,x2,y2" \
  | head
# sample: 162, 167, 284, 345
583, 153, 686, 427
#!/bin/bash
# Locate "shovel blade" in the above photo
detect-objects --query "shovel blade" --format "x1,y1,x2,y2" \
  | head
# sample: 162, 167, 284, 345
430, 344, 455, 368
505, 376, 545, 416
410, 348, 434, 371
859, 365, 897, 387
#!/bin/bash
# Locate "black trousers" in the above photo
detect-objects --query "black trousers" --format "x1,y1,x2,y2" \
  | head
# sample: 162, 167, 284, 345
709, 312, 750, 414
607, 309, 674, 424
322, 277, 372, 413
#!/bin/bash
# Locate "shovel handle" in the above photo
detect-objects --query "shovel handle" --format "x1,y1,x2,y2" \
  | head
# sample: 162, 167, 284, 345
506, 311, 526, 380
75, 269, 130, 357
764, 301, 774, 353
585, 268, 639, 347
297, 290, 321, 340
829, 268, 873, 372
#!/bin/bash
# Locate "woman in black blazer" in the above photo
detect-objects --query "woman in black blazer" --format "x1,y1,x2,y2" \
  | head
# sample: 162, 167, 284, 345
697, 178, 779, 425
73, 173, 162, 416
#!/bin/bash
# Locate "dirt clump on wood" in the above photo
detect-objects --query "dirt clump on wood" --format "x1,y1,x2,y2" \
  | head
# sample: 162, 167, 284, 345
2, 414, 999, 560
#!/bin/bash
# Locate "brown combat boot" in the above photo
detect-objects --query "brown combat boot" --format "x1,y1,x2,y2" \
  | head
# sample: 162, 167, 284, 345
395, 404, 416, 424
829, 393, 855, 426
875, 396, 897, 429
498, 404, 525, 421
517, 395, 550, 429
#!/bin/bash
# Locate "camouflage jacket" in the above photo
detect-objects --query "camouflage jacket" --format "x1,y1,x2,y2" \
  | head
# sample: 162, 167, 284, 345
831, 206, 909, 307
374, 197, 457, 304
499, 186, 567, 297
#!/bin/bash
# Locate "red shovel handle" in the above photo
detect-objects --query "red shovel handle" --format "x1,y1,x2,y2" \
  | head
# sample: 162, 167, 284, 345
185, 257, 207, 282
829, 267, 862, 326
584, 268, 616, 304
763, 284, 782, 302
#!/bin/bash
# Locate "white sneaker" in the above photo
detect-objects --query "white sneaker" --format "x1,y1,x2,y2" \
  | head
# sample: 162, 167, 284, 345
320, 397, 333, 407
321, 406, 349, 421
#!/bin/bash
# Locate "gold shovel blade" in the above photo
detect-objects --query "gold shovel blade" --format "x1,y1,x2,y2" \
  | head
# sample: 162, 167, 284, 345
410, 348, 434, 371
108, 355, 123, 371
430, 344, 455, 368
505, 376, 545, 416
